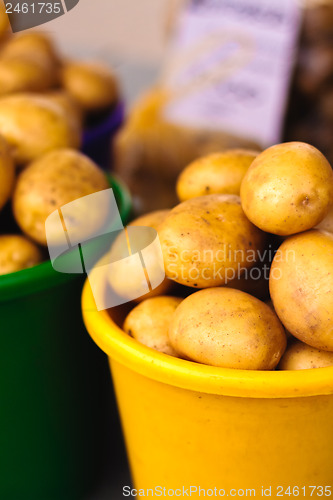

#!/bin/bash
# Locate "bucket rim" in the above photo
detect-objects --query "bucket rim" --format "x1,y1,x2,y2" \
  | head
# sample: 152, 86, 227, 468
0, 175, 132, 301
82, 279, 333, 399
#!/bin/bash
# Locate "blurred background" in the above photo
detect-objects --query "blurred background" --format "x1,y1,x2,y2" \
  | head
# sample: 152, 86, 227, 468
37, 0, 178, 103
1, 1, 333, 499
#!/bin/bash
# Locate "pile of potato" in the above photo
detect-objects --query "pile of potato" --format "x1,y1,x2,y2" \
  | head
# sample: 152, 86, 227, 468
112, 141, 333, 371
0, 30, 118, 119
0, 30, 118, 276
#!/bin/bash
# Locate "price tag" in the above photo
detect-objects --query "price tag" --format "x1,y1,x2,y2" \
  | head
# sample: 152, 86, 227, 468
162, 0, 303, 147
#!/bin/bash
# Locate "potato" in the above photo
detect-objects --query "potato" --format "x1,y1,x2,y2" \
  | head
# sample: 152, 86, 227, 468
278, 340, 333, 370
270, 230, 333, 352
240, 142, 333, 236
61, 61, 118, 112
176, 149, 259, 202
316, 204, 333, 233
123, 296, 182, 356
169, 288, 287, 370
0, 134, 15, 211
130, 210, 170, 231
0, 234, 42, 275
0, 93, 81, 164
0, 3, 9, 39
13, 149, 109, 245
107, 210, 172, 302
0, 32, 60, 67
0, 54, 58, 96
159, 194, 265, 288
45, 90, 83, 132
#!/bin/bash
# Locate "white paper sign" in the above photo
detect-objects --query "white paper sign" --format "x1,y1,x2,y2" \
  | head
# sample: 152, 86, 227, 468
163, 0, 302, 147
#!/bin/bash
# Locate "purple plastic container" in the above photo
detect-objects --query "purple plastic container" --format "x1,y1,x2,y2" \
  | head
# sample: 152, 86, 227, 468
82, 101, 124, 169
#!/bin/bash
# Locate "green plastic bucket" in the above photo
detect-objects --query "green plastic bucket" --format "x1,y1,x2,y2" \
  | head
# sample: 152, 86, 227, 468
0, 176, 132, 500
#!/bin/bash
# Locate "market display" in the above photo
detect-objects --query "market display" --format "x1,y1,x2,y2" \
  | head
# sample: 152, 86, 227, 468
0, 30, 119, 276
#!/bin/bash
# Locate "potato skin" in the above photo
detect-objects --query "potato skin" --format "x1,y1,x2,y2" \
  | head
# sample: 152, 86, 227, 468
0, 54, 57, 96
45, 90, 83, 130
177, 149, 258, 202
62, 61, 118, 112
13, 149, 109, 245
123, 296, 182, 356
159, 194, 265, 288
107, 210, 172, 302
0, 93, 81, 165
0, 134, 15, 211
0, 234, 42, 275
270, 230, 333, 352
278, 340, 333, 370
0, 33, 60, 95
129, 210, 170, 231
240, 142, 333, 236
0, 32, 59, 66
169, 288, 287, 370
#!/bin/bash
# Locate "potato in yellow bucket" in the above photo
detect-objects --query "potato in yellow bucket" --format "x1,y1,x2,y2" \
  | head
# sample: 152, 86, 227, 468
270, 229, 333, 352
169, 287, 287, 370
123, 296, 182, 357
177, 149, 259, 202
279, 340, 333, 370
241, 142, 333, 235
159, 194, 265, 288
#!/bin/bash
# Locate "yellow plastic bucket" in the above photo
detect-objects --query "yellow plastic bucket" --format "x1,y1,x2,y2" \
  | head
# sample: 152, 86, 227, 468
82, 279, 333, 498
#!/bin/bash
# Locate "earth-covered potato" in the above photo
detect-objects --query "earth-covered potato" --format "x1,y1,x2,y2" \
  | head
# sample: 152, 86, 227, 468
278, 340, 333, 370
123, 296, 182, 356
169, 288, 287, 370
159, 194, 266, 288
316, 204, 333, 233
13, 149, 109, 245
270, 230, 333, 352
107, 210, 172, 302
61, 61, 118, 112
176, 149, 258, 202
0, 234, 42, 275
240, 142, 333, 236
0, 134, 15, 211
0, 93, 81, 164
